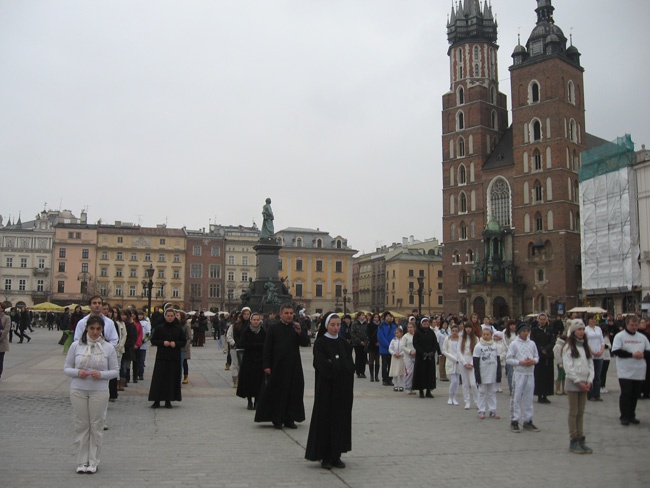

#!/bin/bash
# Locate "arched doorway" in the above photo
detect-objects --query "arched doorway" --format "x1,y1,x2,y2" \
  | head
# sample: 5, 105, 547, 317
472, 296, 486, 319
492, 296, 509, 318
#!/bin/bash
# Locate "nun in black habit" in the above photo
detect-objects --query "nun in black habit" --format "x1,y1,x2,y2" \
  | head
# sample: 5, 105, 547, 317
412, 317, 440, 398
148, 308, 187, 408
305, 312, 354, 470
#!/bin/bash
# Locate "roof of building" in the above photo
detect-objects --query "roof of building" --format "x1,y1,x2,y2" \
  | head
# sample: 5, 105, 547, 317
483, 127, 514, 171
97, 226, 186, 237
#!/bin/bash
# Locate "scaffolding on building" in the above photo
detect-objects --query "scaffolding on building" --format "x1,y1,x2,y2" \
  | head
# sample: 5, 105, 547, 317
579, 134, 641, 295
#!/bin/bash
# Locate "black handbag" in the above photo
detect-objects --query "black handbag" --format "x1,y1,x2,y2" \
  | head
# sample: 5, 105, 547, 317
58, 331, 68, 345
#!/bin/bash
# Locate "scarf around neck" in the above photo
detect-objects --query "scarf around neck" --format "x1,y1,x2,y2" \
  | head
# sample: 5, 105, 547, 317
79, 336, 107, 370
479, 338, 494, 347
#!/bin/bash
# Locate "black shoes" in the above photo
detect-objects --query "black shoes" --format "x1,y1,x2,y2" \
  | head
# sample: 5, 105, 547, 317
321, 459, 345, 469
538, 396, 551, 404
247, 399, 254, 410
425, 391, 434, 398
151, 402, 160, 409
273, 423, 283, 429
164, 401, 173, 409
284, 421, 298, 429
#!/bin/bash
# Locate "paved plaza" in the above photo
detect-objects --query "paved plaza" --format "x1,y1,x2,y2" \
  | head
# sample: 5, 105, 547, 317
0, 328, 648, 488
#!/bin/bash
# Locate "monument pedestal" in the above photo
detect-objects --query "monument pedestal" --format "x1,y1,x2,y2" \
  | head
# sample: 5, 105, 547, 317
242, 238, 292, 314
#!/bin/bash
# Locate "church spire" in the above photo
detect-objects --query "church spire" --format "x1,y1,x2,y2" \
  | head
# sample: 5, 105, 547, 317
535, 0, 555, 25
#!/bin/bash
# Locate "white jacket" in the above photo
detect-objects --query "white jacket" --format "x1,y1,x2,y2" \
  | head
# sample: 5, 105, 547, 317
443, 337, 461, 375
505, 336, 539, 375
562, 342, 594, 392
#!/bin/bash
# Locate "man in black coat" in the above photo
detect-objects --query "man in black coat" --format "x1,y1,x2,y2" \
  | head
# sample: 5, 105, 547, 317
531, 313, 555, 403
255, 304, 310, 429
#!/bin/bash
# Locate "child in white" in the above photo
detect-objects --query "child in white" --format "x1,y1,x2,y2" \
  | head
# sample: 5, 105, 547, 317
443, 324, 462, 405
506, 323, 540, 432
389, 327, 405, 391
401, 323, 416, 394
473, 328, 502, 419
553, 335, 566, 395
459, 323, 479, 409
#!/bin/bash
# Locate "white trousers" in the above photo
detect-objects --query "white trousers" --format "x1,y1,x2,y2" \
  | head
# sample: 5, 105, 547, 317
70, 389, 109, 466
510, 372, 534, 423
477, 383, 497, 414
459, 366, 478, 407
404, 357, 415, 390
448, 373, 460, 399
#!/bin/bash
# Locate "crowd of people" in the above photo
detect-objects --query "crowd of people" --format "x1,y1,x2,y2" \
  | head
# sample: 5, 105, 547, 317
4, 298, 648, 472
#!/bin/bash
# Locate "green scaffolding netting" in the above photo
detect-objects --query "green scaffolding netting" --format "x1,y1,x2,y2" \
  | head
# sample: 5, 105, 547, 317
579, 134, 635, 182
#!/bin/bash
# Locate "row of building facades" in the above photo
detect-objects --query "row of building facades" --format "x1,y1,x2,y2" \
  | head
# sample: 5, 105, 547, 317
0, 212, 359, 314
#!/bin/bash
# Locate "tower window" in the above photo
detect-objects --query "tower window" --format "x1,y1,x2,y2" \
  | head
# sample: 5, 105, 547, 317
491, 110, 498, 130
488, 177, 512, 227
457, 86, 464, 105
458, 137, 466, 157
535, 212, 543, 232
568, 80, 575, 105
532, 120, 542, 141
529, 81, 540, 104
533, 149, 542, 171
458, 164, 467, 185
474, 64, 479, 77
534, 181, 543, 203
459, 192, 467, 213
457, 111, 465, 130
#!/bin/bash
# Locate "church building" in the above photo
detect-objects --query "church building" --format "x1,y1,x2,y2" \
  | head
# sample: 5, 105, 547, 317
441, 0, 604, 318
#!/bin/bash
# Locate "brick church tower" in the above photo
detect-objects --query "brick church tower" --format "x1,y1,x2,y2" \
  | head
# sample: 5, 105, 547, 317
442, 0, 588, 318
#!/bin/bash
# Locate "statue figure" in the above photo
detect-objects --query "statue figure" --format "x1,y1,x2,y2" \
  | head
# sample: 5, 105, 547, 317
261, 279, 281, 307
280, 277, 289, 295
260, 198, 274, 239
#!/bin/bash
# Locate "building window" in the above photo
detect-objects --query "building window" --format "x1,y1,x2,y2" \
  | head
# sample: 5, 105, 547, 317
335, 261, 343, 273
58, 262, 66, 272
57, 280, 64, 293
190, 264, 202, 278
144, 253, 151, 262
37, 280, 44, 292
488, 177, 512, 227
460, 222, 468, 240
438, 270, 443, 278
100, 251, 108, 260
20, 257, 27, 268
537, 269, 545, 283
130, 268, 138, 278
335, 284, 342, 298
533, 149, 542, 171
172, 287, 180, 298
81, 263, 88, 273
534, 181, 543, 203
190, 284, 202, 298
296, 259, 303, 271
99, 284, 107, 296
457, 86, 464, 105
115, 252, 123, 261
173, 269, 180, 279
160, 239, 166, 245
459, 192, 467, 213
100, 267, 108, 277
278, 259, 283, 271
79, 248, 89, 259
18, 279, 26, 291
316, 260, 323, 272
532, 120, 542, 141
315, 284, 323, 297
116, 268, 123, 277
316, 238, 323, 248
295, 283, 303, 297
568, 80, 575, 104
458, 137, 466, 157
5, 257, 12, 268
209, 264, 221, 279
38, 258, 45, 269
172, 254, 180, 263
409, 269, 414, 277
209, 283, 221, 298
296, 237, 303, 248
59, 248, 66, 258
529, 81, 540, 103
458, 164, 467, 185
438, 296, 443, 305
438, 282, 443, 290
228, 255, 235, 265
491, 110, 497, 130
535, 212, 543, 232
211, 246, 220, 257
193, 245, 202, 256
228, 271, 235, 282
130, 252, 137, 261
158, 253, 165, 262
457, 111, 465, 130
115, 285, 122, 297
129, 286, 136, 297
242, 256, 248, 266
336, 240, 342, 249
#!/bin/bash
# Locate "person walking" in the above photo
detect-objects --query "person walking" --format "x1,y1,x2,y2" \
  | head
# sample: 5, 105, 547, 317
63, 316, 119, 474
0, 307, 10, 380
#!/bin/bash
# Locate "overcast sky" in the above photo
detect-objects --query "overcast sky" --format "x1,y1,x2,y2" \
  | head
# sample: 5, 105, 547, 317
1, 0, 648, 255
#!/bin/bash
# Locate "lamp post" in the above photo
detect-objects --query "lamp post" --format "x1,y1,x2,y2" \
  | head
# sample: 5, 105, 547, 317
143, 265, 154, 318
416, 276, 424, 316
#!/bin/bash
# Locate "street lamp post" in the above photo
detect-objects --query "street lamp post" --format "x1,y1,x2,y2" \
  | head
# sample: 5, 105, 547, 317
416, 277, 424, 317
144, 265, 154, 318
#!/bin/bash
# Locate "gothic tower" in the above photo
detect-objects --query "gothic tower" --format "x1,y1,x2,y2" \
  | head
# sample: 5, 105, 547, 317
441, 0, 509, 317
509, 0, 585, 313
